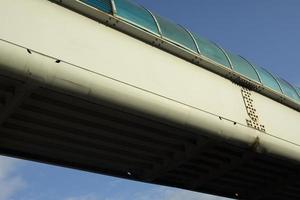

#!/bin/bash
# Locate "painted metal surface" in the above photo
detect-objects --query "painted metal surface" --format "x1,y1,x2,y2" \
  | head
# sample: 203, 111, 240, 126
0, 0, 299, 153
75, 0, 300, 107
241, 88, 266, 132
1, 0, 300, 199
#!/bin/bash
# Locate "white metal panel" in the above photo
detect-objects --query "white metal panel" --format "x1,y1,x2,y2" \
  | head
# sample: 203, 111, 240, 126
0, 0, 300, 155
1, 33, 300, 164
0, 0, 248, 123
253, 91, 300, 144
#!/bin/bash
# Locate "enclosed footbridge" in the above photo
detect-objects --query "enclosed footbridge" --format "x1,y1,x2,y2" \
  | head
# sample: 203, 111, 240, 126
0, 0, 300, 199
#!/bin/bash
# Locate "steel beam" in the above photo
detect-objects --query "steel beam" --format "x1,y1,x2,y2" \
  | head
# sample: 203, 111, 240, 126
143, 139, 214, 181
190, 138, 260, 190
0, 82, 37, 125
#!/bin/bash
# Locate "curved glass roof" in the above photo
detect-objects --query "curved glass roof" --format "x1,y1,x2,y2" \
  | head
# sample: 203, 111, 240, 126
254, 66, 282, 93
276, 78, 300, 102
226, 53, 261, 83
80, 0, 112, 13
192, 34, 231, 68
79, 0, 300, 107
296, 87, 300, 96
114, 0, 160, 35
154, 15, 198, 53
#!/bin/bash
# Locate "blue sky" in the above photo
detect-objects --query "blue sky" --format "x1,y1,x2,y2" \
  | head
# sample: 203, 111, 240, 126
1, 0, 300, 200
138, 0, 300, 86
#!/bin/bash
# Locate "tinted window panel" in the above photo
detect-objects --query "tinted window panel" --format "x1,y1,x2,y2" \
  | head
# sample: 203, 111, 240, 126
276, 78, 300, 101
193, 34, 231, 68
255, 66, 282, 93
296, 87, 300, 96
114, 0, 159, 34
227, 53, 260, 83
81, 0, 112, 13
155, 15, 198, 52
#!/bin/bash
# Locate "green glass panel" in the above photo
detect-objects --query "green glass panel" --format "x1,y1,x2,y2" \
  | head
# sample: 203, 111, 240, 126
296, 87, 300, 96
276, 78, 300, 101
227, 53, 260, 83
255, 66, 282, 93
81, 0, 112, 13
114, 0, 159, 34
155, 15, 198, 52
192, 34, 231, 68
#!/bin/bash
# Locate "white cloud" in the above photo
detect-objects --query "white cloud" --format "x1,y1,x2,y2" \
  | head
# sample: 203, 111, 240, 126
64, 194, 103, 200
162, 188, 231, 200
64, 185, 231, 200
0, 155, 231, 200
132, 186, 231, 200
0, 156, 26, 200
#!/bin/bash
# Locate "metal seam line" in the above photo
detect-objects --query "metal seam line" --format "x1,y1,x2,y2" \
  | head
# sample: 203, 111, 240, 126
143, 7, 162, 37
239, 55, 263, 84
0, 38, 242, 123
179, 25, 201, 55
211, 41, 234, 70
1, 36, 300, 131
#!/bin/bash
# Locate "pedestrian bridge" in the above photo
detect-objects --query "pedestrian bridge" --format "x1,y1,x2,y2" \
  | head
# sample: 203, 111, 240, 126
0, 0, 300, 199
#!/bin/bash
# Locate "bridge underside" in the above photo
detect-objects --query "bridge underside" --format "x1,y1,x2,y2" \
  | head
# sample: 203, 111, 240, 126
1, 75, 300, 200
